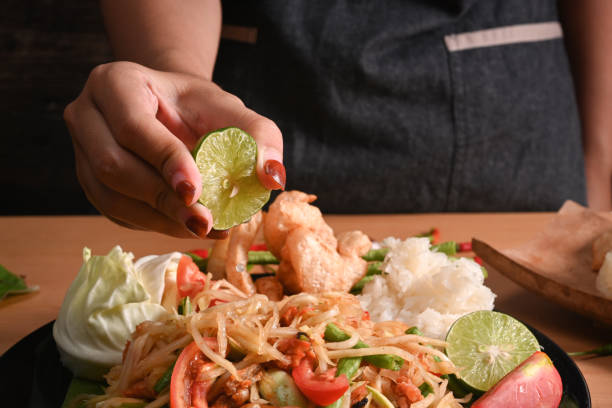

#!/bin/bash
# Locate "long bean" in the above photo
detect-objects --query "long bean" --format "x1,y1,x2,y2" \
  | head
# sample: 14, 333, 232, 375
247, 250, 280, 265
153, 361, 175, 393
324, 323, 403, 370
350, 262, 383, 294
568, 343, 612, 357
361, 248, 389, 262
324, 326, 363, 408
430, 241, 457, 256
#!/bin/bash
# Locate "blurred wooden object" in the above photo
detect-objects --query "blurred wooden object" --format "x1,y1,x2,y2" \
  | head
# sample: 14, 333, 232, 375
474, 201, 612, 326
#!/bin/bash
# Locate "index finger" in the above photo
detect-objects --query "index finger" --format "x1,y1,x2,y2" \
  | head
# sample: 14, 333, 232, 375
89, 63, 202, 206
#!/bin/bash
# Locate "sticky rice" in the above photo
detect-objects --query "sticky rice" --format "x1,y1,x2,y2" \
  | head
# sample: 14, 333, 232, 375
358, 237, 496, 339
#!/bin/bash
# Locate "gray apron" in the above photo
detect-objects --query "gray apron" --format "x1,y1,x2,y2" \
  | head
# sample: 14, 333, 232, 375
214, 0, 586, 213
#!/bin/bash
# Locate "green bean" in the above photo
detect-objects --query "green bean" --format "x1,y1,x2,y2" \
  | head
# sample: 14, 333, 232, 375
247, 250, 280, 265
366, 261, 383, 276
430, 241, 457, 256
405, 326, 423, 336
418, 382, 433, 397
415, 227, 438, 243
324, 323, 403, 370
350, 262, 383, 294
361, 248, 389, 262
405, 327, 441, 362
153, 361, 175, 393
568, 343, 612, 357
324, 326, 364, 408
349, 275, 375, 295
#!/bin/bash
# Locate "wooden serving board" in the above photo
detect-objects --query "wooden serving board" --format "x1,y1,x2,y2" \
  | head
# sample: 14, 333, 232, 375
473, 201, 612, 326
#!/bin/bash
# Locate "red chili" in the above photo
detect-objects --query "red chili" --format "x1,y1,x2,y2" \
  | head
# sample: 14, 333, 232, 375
457, 242, 472, 252
189, 249, 209, 259
208, 298, 228, 307
473, 256, 484, 266
249, 243, 268, 251
431, 228, 440, 245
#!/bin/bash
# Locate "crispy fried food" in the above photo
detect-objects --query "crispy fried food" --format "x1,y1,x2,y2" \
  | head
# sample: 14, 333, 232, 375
207, 234, 232, 280
264, 191, 335, 258
225, 211, 263, 295
254, 276, 284, 301
276, 227, 371, 294
265, 191, 372, 294
592, 230, 612, 270
338, 230, 372, 257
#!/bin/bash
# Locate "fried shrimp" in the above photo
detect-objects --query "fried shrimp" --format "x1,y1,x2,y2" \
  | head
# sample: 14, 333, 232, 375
225, 211, 263, 296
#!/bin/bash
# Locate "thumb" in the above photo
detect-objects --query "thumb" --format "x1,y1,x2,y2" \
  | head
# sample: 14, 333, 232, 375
246, 115, 285, 191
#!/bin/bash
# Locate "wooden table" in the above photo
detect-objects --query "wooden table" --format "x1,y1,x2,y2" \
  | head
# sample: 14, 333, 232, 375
1, 214, 611, 406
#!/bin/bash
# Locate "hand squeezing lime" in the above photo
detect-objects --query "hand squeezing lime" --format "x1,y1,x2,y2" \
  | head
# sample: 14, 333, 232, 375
193, 127, 271, 230
445, 310, 540, 393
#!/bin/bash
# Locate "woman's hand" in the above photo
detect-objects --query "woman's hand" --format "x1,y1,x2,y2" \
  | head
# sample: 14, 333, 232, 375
64, 61, 284, 238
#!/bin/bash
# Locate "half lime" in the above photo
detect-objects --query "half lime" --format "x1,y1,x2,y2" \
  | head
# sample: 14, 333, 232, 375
193, 127, 270, 230
445, 310, 540, 393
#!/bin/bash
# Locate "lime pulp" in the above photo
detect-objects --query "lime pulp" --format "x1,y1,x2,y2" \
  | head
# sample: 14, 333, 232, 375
445, 310, 540, 393
193, 127, 271, 230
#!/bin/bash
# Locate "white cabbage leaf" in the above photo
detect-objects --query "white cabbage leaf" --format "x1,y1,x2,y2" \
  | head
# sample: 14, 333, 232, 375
53, 246, 181, 380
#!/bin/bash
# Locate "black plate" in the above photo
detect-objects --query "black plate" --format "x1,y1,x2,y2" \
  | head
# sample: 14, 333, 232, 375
0, 321, 591, 407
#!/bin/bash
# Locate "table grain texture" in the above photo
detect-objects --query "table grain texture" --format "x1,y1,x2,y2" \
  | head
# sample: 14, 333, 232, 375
0, 215, 610, 406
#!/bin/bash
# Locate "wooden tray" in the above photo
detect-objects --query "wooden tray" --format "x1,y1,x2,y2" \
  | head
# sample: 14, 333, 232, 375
473, 201, 612, 326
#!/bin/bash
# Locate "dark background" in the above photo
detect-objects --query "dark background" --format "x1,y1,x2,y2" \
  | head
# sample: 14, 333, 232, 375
1, 0, 109, 215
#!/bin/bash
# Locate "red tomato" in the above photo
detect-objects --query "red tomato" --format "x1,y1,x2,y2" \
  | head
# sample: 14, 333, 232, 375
189, 249, 209, 259
292, 358, 349, 406
472, 351, 562, 408
249, 243, 268, 251
177, 255, 206, 299
170, 339, 217, 408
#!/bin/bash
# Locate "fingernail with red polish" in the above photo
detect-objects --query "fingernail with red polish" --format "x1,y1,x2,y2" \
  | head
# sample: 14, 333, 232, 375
264, 160, 286, 190
186, 215, 208, 237
176, 180, 196, 206
207, 228, 230, 240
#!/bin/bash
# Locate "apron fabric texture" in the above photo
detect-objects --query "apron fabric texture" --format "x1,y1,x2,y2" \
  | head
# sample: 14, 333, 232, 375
214, 0, 586, 213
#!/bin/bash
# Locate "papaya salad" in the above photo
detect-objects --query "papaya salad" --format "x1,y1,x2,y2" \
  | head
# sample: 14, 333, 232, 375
56, 191, 503, 408
69, 273, 466, 408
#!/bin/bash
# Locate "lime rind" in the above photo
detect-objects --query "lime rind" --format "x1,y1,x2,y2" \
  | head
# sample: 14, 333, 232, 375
445, 310, 540, 392
194, 127, 271, 230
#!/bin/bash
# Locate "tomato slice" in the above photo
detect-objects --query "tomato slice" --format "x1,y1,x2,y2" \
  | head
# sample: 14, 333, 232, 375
292, 358, 349, 406
170, 339, 217, 408
177, 255, 206, 299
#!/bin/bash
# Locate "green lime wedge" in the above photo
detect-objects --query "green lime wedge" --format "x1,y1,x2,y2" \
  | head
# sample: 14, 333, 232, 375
445, 310, 540, 393
193, 127, 270, 230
